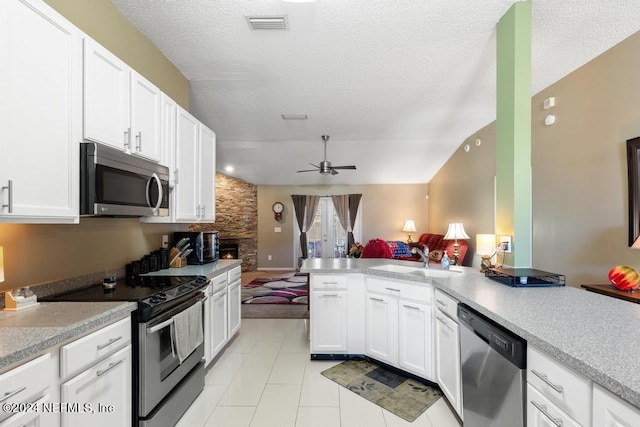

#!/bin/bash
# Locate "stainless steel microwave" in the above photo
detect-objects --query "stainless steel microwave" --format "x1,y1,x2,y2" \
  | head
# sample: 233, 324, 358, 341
80, 142, 169, 217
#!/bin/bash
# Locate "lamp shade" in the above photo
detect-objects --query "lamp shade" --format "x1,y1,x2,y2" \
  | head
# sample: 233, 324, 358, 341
0, 246, 4, 283
476, 234, 496, 256
444, 223, 470, 240
402, 220, 417, 233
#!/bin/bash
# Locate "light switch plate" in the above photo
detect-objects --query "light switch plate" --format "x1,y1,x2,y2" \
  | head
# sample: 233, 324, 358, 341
274, 227, 281, 233
499, 235, 512, 253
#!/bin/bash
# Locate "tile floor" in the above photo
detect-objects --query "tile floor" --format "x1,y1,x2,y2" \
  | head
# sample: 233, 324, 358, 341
176, 318, 463, 427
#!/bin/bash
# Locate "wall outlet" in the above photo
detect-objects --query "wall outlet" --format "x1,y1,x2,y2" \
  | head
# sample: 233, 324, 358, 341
268, 255, 272, 261
274, 227, 281, 233
161, 234, 169, 249
499, 235, 512, 253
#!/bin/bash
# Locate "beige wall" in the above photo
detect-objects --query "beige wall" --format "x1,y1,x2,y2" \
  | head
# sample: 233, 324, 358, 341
0, 0, 190, 290
44, 0, 189, 108
258, 184, 429, 269
429, 30, 640, 286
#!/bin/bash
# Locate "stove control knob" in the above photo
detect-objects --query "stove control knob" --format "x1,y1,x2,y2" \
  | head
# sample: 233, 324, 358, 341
196, 276, 207, 284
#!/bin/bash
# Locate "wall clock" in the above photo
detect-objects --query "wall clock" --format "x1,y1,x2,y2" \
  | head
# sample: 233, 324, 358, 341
272, 201, 284, 221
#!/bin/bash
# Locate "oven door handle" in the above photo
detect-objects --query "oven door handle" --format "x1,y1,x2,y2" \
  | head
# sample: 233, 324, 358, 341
147, 318, 173, 334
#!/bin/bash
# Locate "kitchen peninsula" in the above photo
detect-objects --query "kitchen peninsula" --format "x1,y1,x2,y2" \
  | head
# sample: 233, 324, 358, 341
300, 258, 640, 420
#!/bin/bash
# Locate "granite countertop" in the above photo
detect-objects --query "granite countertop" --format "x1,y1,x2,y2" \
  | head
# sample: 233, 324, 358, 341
300, 258, 640, 408
0, 301, 136, 372
143, 259, 242, 279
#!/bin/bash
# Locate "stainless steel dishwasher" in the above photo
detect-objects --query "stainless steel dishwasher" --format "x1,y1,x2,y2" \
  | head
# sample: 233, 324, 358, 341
458, 303, 527, 426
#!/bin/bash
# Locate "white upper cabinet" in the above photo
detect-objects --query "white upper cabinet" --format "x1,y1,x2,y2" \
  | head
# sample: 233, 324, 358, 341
0, 0, 81, 223
84, 38, 161, 163
174, 106, 216, 222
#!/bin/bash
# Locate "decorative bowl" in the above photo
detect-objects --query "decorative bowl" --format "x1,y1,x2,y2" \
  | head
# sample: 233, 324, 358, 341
608, 265, 640, 291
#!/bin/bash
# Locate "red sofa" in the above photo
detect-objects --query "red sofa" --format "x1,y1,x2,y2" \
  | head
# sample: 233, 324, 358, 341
361, 233, 469, 266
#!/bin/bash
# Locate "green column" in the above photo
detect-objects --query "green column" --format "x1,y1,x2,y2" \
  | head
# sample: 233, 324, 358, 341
496, 2, 532, 267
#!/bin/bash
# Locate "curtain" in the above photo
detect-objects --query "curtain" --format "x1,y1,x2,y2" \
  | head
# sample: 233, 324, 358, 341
291, 195, 320, 258
348, 194, 362, 249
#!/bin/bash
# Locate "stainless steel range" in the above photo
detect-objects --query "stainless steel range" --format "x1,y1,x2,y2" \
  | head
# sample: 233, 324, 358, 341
43, 275, 209, 427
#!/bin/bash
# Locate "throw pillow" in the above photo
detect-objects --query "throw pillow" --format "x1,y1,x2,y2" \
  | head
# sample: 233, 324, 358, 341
386, 241, 412, 258
428, 249, 444, 262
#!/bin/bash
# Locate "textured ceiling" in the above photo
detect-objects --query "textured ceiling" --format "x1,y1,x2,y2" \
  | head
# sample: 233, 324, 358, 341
110, 0, 640, 185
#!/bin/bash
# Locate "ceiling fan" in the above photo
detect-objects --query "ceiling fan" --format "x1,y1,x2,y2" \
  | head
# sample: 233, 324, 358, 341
296, 135, 357, 175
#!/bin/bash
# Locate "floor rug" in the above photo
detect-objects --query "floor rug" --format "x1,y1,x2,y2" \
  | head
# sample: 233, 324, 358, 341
242, 272, 308, 305
321, 358, 442, 422
241, 304, 309, 319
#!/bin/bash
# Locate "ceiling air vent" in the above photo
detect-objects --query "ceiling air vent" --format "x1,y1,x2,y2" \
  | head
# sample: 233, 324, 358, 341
246, 15, 288, 30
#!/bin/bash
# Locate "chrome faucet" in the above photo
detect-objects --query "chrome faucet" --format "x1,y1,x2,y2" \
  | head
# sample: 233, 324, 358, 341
411, 246, 429, 268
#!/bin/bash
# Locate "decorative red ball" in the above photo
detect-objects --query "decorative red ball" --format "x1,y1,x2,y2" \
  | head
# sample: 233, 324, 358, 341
608, 265, 640, 291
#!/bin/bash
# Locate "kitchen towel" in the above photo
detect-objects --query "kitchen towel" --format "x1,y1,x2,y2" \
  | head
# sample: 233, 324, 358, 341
171, 300, 204, 364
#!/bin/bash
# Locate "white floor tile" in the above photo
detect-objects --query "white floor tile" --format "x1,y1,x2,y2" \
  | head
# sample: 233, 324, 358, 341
299, 372, 340, 407
218, 366, 272, 406
244, 340, 283, 367
250, 384, 301, 427
203, 406, 256, 427
339, 386, 387, 427
425, 398, 463, 427
206, 352, 248, 385
175, 384, 227, 427
268, 352, 309, 384
280, 320, 311, 353
226, 332, 258, 354
383, 407, 434, 427
295, 406, 341, 427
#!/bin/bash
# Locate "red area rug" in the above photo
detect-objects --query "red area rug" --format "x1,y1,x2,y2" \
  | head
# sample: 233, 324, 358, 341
241, 272, 308, 304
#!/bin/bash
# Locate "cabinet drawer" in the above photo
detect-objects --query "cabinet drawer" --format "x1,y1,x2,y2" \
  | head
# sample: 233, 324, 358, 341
228, 266, 242, 283
60, 317, 131, 379
527, 383, 581, 427
367, 278, 431, 303
210, 273, 228, 292
0, 353, 52, 422
312, 275, 347, 290
434, 289, 458, 319
527, 345, 592, 427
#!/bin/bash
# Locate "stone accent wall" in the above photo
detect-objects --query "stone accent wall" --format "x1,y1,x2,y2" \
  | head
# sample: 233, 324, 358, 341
190, 173, 257, 271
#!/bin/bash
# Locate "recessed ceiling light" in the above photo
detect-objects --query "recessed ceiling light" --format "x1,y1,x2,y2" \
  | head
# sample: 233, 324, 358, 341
281, 115, 308, 120
225, 165, 235, 173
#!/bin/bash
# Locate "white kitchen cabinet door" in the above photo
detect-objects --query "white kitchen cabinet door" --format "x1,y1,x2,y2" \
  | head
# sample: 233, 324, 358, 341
0, 0, 80, 223
83, 37, 130, 151
593, 383, 640, 427
211, 287, 229, 360
527, 384, 581, 427
0, 394, 57, 427
228, 280, 242, 338
174, 107, 200, 222
398, 299, 433, 380
435, 310, 462, 418
130, 71, 161, 162
198, 124, 216, 222
311, 290, 348, 353
365, 293, 397, 365
61, 345, 132, 427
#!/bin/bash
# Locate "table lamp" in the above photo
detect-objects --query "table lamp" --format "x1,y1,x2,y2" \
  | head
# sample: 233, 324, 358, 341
444, 223, 469, 265
402, 220, 417, 243
476, 234, 496, 272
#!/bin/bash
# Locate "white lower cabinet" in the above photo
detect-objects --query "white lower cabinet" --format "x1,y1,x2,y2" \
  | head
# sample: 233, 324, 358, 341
365, 277, 434, 381
210, 286, 229, 359
593, 383, 640, 427
310, 275, 349, 355
527, 383, 581, 427
434, 289, 462, 418
228, 278, 241, 338
60, 346, 132, 427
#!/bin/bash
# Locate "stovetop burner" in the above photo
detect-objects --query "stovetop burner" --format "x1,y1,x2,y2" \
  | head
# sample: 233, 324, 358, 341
41, 275, 209, 321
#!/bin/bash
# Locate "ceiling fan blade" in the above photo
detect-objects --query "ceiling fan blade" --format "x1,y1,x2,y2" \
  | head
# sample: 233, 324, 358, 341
330, 165, 357, 170
308, 163, 320, 168
296, 169, 318, 173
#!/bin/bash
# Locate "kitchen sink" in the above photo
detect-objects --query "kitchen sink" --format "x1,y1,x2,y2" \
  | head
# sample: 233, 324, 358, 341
370, 264, 462, 278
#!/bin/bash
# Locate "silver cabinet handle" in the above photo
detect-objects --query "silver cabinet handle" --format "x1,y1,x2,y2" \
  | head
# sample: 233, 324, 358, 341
1, 180, 12, 213
135, 131, 142, 151
403, 304, 420, 311
96, 359, 124, 377
385, 287, 400, 292
97, 336, 122, 350
530, 400, 563, 426
0, 386, 26, 403
322, 281, 339, 285
201, 205, 206, 218
436, 315, 454, 331
320, 294, 339, 298
370, 297, 384, 302
124, 127, 131, 149
436, 299, 447, 308
531, 369, 564, 394
174, 169, 179, 184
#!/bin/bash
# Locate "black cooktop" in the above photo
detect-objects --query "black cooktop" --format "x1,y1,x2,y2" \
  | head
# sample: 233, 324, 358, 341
42, 276, 200, 303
